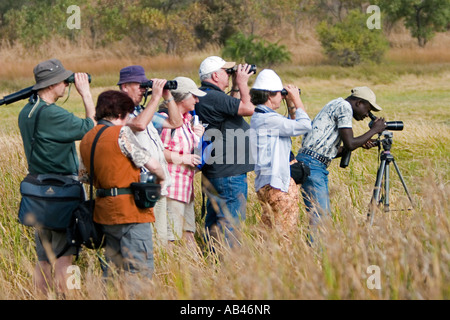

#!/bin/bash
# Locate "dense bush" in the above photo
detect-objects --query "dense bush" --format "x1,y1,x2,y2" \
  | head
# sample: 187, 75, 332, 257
222, 32, 291, 67
316, 10, 389, 67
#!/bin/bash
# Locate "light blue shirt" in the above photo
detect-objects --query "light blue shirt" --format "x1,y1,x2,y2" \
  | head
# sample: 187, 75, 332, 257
250, 105, 312, 193
133, 105, 166, 130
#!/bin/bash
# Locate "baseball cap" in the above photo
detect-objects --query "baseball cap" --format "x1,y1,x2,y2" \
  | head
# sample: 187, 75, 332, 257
199, 56, 235, 77
351, 86, 382, 111
172, 77, 206, 97
32, 59, 73, 90
117, 65, 149, 85
252, 69, 283, 91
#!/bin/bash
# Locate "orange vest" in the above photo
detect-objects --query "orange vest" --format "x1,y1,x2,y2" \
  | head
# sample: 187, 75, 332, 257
80, 125, 154, 225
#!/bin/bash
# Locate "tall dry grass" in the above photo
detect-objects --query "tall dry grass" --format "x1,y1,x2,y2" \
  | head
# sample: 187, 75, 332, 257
0, 25, 449, 300
0, 60, 449, 299
1, 28, 450, 92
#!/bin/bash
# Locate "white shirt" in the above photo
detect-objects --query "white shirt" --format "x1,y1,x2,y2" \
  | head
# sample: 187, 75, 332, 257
250, 105, 311, 193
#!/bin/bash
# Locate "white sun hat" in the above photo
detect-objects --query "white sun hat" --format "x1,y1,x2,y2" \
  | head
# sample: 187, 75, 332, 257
252, 69, 283, 91
199, 56, 236, 78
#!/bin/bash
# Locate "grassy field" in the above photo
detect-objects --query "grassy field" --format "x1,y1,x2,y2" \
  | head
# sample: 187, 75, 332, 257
0, 40, 449, 300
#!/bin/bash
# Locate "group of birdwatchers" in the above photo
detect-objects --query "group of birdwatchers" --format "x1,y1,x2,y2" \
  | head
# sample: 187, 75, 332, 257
17, 57, 387, 296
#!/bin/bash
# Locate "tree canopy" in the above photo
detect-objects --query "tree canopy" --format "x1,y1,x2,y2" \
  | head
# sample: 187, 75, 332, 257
0, 0, 448, 61
375, 0, 450, 47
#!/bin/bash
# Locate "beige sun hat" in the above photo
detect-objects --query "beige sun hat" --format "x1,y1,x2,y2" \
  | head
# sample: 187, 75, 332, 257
172, 77, 206, 97
351, 86, 382, 111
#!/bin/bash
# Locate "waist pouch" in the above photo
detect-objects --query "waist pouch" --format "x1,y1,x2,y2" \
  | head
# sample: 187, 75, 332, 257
130, 182, 161, 209
290, 161, 311, 184
18, 174, 84, 230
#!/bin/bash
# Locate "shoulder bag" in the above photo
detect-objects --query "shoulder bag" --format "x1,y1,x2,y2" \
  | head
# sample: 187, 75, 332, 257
65, 125, 109, 253
18, 104, 84, 230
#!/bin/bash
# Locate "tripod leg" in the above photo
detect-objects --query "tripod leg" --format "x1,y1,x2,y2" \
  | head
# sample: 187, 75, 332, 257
391, 158, 414, 208
368, 159, 386, 225
384, 161, 390, 212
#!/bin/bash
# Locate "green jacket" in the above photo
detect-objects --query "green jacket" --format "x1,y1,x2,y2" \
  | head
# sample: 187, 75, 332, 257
18, 98, 94, 175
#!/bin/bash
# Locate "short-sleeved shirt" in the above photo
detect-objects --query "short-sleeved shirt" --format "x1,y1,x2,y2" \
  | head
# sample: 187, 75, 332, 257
194, 81, 254, 178
130, 106, 172, 195
18, 98, 94, 175
301, 97, 353, 159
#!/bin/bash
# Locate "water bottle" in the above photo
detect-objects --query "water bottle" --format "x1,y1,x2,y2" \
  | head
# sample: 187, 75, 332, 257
140, 172, 148, 183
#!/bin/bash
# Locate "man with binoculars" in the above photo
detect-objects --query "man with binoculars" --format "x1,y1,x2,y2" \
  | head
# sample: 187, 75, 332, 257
18, 58, 96, 296
118, 65, 183, 247
195, 56, 256, 247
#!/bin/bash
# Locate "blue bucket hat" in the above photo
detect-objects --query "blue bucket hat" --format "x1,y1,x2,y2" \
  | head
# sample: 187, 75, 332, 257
117, 65, 149, 85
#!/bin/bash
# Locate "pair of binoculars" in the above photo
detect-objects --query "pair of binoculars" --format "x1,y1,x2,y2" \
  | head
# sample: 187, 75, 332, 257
281, 88, 301, 96
226, 64, 257, 75
140, 80, 178, 90
1, 73, 92, 106
65, 73, 92, 84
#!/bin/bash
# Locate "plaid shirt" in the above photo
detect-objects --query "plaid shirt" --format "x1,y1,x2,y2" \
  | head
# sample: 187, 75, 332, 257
160, 113, 200, 203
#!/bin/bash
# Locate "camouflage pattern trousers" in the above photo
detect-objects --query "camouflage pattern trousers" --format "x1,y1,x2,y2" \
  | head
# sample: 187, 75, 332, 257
256, 178, 300, 237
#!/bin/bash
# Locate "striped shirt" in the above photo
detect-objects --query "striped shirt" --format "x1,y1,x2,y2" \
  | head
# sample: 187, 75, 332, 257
160, 113, 200, 203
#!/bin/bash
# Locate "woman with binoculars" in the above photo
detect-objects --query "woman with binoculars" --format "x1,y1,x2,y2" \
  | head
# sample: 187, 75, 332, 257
249, 69, 312, 240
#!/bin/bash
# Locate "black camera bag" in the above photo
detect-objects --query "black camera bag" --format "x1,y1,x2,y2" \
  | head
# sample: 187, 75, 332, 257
66, 199, 104, 250
130, 182, 161, 209
290, 152, 310, 184
290, 161, 310, 184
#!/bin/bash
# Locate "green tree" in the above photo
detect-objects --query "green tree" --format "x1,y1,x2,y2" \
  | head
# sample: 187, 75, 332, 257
316, 9, 389, 67
84, 0, 129, 48
127, 2, 200, 55
312, 0, 368, 22
375, 0, 450, 47
222, 32, 291, 67
194, 0, 247, 49
2, 0, 78, 47
0, 0, 27, 25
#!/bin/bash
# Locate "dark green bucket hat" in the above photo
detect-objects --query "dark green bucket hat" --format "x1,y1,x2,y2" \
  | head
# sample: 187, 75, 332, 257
32, 59, 73, 90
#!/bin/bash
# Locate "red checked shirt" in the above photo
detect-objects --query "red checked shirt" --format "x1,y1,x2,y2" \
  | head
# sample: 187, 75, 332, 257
160, 113, 200, 203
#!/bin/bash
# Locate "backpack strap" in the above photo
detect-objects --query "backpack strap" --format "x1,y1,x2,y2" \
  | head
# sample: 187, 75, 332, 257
56, 125, 109, 259
88, 125, 109, 201
28, 103, 47, 169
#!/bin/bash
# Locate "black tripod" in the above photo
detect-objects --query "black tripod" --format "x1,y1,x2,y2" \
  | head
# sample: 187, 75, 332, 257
368, 131, 414, 225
